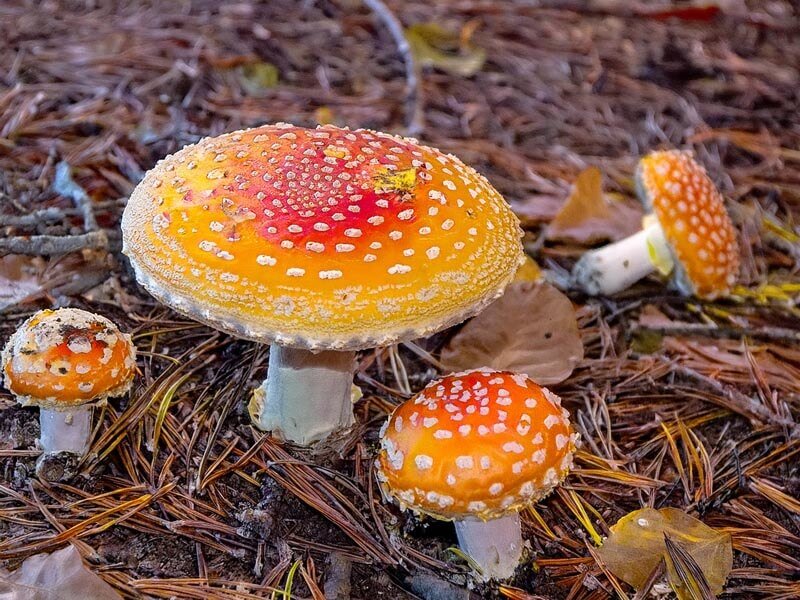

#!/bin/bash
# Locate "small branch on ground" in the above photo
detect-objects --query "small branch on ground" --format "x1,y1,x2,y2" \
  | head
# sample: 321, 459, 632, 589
363, 0, 424, 136
0, 232, 109, 256
675, 364, 800, 438
0, 162, 109, 257
0, 207, 64, 227
633, 323, 800, 344
53, 161, 100, 232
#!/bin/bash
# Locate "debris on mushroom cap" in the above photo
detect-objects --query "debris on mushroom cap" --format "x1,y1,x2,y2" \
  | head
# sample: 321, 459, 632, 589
376, 369, 577, 521
1, 308, 136, 410
636, 150, 739, 299
121, 123, 523, 351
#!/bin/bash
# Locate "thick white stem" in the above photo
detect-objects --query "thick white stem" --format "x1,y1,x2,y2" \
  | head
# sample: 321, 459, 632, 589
572, 221, 672, 296
253, 346, 356, 445
454, 513, 524, 581
39, 406, 93, 455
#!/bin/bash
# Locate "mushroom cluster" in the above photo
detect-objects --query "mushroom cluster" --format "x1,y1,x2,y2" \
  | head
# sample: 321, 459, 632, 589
1, 308, 136, 477
122, 123, 524, 445
376, 368, 577, 580
572, 150, 739, 299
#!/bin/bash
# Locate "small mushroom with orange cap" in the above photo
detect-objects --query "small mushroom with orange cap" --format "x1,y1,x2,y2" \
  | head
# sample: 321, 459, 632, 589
121, 123, 523, 445
1, 308, 136, 473
376, 368, 577, 580
571, 150, 739, 299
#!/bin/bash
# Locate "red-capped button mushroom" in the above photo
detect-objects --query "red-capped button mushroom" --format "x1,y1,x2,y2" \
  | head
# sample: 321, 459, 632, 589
122, 123, 523, 445
572, 150, 739, 299
376, 369, 577, 580
1, 309, 136, 477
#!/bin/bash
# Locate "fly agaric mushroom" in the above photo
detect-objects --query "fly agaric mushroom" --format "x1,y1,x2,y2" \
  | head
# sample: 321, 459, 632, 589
571, 150, 739, 299
1, 308, 136, 473
376, 369, 576, 580
121, 123, 523, 445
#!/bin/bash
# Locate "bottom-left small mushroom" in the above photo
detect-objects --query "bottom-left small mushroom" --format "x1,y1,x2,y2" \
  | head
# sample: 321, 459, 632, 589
1, 308, 136, 480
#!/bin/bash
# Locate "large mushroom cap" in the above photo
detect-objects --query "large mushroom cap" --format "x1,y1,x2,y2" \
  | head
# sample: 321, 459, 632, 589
122, 124, 523, 350
636, 150, 739, 299
376, 369, 576, 521
1, 308, 137, 410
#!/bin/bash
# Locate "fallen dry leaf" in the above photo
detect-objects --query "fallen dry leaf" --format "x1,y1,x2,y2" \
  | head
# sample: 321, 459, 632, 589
546, 167, 642, 244
636, 306, 800, 394
596, 507, 732, 599
0, 255, 44, 310
0, 545, 122, 600
405, 23, 486, 77
514, 255, 543, 282
508, 195, 564, 226
441, 281, 583, 385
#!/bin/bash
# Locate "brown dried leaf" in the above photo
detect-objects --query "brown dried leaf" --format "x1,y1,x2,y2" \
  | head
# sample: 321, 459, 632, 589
509, 195, 564, 225
0, 255, 44, 310
441, 281, 583, 385
596, 508, 732, 598
0, 545, 122, 600
546, 167, 642, 244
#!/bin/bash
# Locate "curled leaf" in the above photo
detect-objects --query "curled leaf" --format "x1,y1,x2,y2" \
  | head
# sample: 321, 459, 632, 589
546, 167, 642, 244
596, 507, 732, 599
441, 281, 583, 385
0, 545, 122, 600
405, 23, 486, 77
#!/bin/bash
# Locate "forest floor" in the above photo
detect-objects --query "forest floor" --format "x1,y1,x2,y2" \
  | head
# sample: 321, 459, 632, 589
1, 1, 799, 599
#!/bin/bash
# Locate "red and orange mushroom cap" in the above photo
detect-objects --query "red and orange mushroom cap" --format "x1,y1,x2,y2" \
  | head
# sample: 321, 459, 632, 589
121, 124, 523, 350
376, 369, 577, 521
1, 308, 136, 410
636, 150, 739, 299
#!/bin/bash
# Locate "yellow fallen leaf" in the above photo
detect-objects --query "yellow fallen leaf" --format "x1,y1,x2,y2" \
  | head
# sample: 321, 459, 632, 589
441, 281, 583, 385
314, 106, 335, 125
238, 62, 279, 95
596, 507, 732, 598
405, 23, 486, 77
547, 167, 642, 244
513, 255, 542, 282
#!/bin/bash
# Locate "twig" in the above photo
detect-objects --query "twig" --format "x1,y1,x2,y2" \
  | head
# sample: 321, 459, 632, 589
0, 207, 64, 226
0, 231, 108, 256
632, 322, 800, 344
674, 364, 800, 438
0, 162, 109, 256
53, 161, 99, 232
363, 0, 424, 135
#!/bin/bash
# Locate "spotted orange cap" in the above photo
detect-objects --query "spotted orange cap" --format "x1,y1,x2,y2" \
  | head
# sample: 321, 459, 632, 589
376, 369, 576, 521
1, 308, 136, 410
121, 124, 523, 350
636, 150, 739, 298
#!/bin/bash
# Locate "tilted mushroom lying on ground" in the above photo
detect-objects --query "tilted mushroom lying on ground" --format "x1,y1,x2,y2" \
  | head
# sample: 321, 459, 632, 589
376, 368, 577, 580
571, 150, 739, 299
121, 123, 523, 445
1, 308, 136, 477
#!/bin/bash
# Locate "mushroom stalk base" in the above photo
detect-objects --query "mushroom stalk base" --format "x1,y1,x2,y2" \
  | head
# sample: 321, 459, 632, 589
454, 513, 523, 581
39, 405, 93, 455
571, 221, 673, 296
254, 346, 356, 445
